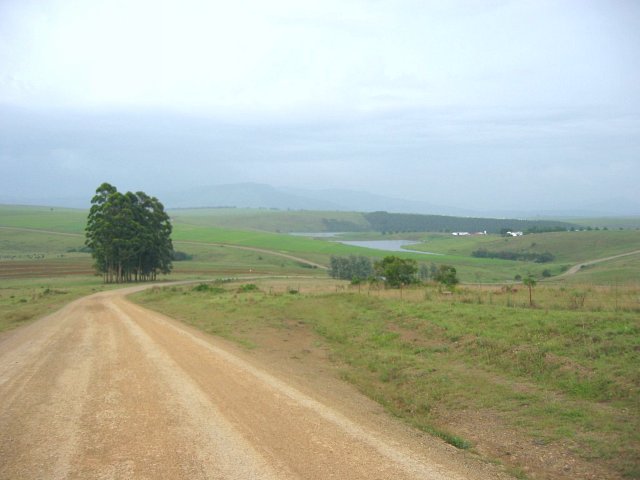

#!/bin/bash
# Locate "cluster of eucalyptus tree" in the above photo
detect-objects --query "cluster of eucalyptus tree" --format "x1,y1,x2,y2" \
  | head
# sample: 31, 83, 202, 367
85, 183, 174, 283
329, 255, 374, 282
330, 254, 459, 288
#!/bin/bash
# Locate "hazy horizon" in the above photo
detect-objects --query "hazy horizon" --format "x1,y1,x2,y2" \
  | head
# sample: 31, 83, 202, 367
1, 1, 639, 215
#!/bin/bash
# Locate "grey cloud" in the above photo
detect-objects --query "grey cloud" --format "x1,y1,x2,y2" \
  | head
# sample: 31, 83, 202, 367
1, 104, 638, 213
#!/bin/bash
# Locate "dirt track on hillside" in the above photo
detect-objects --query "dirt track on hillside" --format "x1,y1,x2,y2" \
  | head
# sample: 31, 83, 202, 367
0, 227, 328, 270
555, 249, 640, 279
0, 286, 510, 479
173, 240, 328, 269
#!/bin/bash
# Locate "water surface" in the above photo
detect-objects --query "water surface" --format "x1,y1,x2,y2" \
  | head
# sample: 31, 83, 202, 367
336, 240, 441, 255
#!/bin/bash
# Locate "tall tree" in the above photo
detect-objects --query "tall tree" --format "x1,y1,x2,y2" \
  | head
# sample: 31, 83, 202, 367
523, 275, 537, 307
85, 183, 174, 283
329, 255, 373, 282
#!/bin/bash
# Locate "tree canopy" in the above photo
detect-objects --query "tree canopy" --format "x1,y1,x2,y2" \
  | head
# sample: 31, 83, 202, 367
433, 264, 459, 288
364, 211, 574, 234
523, 275, 537, 306
85, 183, 174, 283
374, 255, 418, 287
329, 255, 373, 282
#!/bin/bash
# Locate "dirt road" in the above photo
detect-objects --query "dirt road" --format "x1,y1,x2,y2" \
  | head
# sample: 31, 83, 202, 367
555, 249, 640, 279
0, 286, 507, 479
0, 227, 328, 270
174, 240, 328, 269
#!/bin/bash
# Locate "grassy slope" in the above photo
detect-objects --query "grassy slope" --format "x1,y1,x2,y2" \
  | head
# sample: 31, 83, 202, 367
170, 208, 369, 232
407, 231, 640, 283
171, 242, 327, 277
133, 282, 640, 479
562, 254, 640, 285
0, 205, 87, 233
2, 205, 639, 284
0, 228, 85, 257
408, 231, 640, 261
171, 223, 543, 282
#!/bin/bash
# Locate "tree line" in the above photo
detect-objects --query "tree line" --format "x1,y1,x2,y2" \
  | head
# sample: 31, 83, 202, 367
85, 183, 174, 283
472, 249, 555, 263
329, 255, 459, 288
363, 211, 574, 234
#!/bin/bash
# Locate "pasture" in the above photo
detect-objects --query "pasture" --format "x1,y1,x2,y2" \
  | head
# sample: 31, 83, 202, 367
0, 205, 87, 233
2, 204, 640, 284
170, 207, 369, 233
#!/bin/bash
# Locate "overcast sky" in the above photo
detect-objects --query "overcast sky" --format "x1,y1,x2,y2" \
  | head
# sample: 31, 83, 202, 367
1, 0, 639, 213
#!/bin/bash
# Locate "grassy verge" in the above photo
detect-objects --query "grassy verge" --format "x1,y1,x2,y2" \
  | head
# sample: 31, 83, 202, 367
0, 276, 119, 333
132, 281, 640, 478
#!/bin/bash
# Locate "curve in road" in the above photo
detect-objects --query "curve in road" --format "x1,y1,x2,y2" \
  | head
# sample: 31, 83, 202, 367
0, 286, 507, 480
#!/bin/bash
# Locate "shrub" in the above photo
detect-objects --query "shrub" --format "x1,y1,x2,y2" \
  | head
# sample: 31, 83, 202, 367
192, 283, 226, 294
172, 251, 193, 261
434, 265, 459, 288
193, 283, 212, 292
238, 283, 259, 293
472, 249, 555, 263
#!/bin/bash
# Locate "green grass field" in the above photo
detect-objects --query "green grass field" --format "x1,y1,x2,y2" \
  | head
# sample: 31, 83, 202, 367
2, 204, 640, 284
565, 254, 640, 285
170, 208, 370, 233
171, 242, 326, 277
0, 205, 87, 234
339, 230, 640, 284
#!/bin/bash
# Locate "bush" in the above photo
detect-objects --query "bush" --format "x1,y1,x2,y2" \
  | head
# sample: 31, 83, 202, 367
238, 283, 259, 293
172, 251, 193, 261
434, 265, 459, 288
66, 246, 93, 253
472, 249, 555, 263
192, 283, 225, 294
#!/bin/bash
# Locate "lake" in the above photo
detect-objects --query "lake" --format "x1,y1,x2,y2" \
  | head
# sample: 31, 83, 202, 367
336, 240, 441, 255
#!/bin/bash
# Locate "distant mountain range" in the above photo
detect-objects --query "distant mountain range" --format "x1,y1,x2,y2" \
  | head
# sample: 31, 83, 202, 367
1, 182, 638, 218
159, 183, 640, 218
161, 183, 472, 216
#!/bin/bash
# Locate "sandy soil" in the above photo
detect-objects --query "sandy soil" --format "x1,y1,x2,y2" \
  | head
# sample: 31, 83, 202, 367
0, 285, 510, 479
